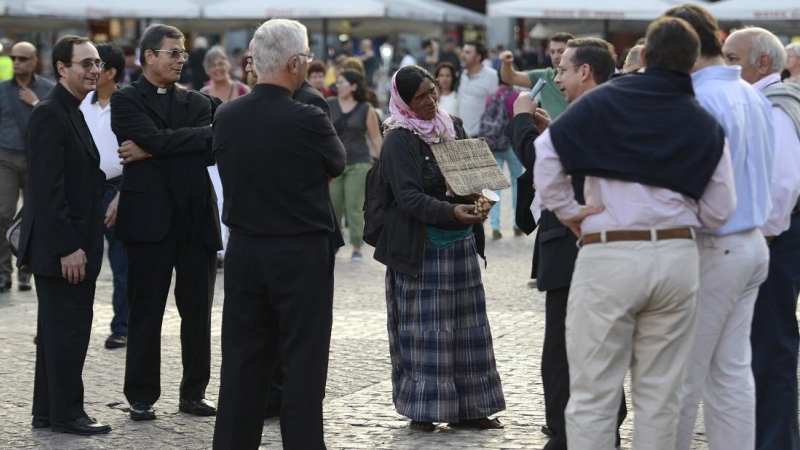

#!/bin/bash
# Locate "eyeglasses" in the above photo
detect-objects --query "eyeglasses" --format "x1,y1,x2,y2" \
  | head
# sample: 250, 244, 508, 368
555, 65, 583, 76
296, 52, 314, 62
70, 59, 105, 71
245, 56, 253, 66
152, 49, 189, 61
9, 55, 31, 63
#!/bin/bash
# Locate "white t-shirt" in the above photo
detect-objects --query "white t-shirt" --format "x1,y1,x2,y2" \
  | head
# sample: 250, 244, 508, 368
456, 66, 498, 136
399, 54, 417, 68
80, 91, 122, 181
437, 91, 458, 116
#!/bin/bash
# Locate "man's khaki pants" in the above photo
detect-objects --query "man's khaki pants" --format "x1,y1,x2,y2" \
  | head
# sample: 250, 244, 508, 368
566, 238, 699, 450
675, 229, 769, 450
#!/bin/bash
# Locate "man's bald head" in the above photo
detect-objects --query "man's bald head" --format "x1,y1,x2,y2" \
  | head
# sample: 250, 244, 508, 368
10, 41, 38, 78
12, 42, 36, 55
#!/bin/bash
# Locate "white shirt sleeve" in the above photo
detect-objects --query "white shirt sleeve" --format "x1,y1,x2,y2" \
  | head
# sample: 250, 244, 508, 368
533, 129, 582, 221
761, 108, 800, 236
697, 142, 738, 231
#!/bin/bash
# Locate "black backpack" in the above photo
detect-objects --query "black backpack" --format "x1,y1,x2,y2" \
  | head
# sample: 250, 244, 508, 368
479, 89, 513, 152
362, 158, 388, 247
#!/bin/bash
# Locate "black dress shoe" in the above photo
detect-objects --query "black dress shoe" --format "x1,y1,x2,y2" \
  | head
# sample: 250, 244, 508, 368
179, 398, 216, 416
31, 416, 50, 428
18, 274, 32, 291
129, 402, 156, 421
104, 333, 127, 349
51, 417, 111, 436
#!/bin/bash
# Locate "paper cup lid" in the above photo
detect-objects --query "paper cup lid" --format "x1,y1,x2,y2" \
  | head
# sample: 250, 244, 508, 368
481, 189, 500, 201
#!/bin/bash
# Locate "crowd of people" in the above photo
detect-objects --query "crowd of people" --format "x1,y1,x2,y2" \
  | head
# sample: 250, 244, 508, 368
1, 3, 799, 449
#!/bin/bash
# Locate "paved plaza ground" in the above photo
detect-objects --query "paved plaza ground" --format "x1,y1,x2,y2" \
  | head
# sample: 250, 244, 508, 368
1, 195, 719, 449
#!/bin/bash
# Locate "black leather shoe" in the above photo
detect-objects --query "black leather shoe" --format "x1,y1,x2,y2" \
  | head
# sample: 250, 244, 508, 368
51, 417, 111, 436
104, 333, 127, 349
31, 416, 50, 428
18, 274, 32, 291
129, 402, 156, 421
179, 398, 216, 416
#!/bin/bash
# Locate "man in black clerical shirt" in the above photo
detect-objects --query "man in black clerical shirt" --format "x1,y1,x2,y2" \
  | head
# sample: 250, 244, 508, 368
212, 19, 345, 450
110, 24, 221, 421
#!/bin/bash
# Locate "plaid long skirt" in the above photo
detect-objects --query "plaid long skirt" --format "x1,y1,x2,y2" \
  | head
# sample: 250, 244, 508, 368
385, 234, 506, 423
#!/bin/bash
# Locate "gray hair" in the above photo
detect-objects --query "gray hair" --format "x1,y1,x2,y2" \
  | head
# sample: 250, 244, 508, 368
742, 27, 786, 74
624, 45, 643, 70
787, 42, 800, 58
203, 45, 229, 72
252, 19, 308, 79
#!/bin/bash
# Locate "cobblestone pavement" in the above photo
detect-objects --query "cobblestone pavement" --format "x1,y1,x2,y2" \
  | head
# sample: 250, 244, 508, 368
0, 192, 722, 449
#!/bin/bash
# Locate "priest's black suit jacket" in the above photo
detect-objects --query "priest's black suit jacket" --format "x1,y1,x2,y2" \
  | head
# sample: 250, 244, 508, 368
110, 77, 222, 251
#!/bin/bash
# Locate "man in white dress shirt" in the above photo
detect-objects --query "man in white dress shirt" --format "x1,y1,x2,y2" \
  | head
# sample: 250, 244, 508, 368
79, 42, 129, 350
723, 27, 800, 450
661, 7, 774, 450
534, 17, 737, 450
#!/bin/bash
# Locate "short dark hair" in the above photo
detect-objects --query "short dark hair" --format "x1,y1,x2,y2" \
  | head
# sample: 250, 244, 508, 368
550, 32, 576, 44
565, 38, 616, 85
644, 17, 699, 72
52, 35, 91, 81
395, 65, 434, 105
434, 61, 459, 92
96, 42, 125, 83
139, 24, 184, 66
464, 40, 487, 61
307, 60, 327, 76
662, 4, 722, 59
339, 69, 368, 103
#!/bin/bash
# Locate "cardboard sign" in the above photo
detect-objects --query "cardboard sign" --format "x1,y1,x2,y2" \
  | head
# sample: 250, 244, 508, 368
429, 138, 511, 196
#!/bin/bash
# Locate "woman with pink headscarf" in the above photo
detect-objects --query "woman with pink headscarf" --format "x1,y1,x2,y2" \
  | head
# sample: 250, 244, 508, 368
372, 65, 506, 432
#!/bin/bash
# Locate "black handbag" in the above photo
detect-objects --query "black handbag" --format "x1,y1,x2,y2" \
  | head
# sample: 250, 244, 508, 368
5, 207, 23, 257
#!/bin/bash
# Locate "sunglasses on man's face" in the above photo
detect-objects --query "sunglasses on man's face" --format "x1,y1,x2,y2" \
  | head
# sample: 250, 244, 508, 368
10, 55, 31, 63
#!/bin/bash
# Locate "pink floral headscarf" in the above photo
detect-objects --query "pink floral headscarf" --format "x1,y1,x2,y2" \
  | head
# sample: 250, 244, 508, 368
383, 69, 456, 144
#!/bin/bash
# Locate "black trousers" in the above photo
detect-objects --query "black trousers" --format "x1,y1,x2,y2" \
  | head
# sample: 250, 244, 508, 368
123, 216, 216, 405
213, 232, 333, 450
752, 214, 800, 450
542, 286, 627, 450
32, 275, 95, 424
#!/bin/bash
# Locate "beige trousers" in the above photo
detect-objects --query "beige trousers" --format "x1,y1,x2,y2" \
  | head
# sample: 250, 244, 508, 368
565, 239, 699, 450
675, 229, 769, 450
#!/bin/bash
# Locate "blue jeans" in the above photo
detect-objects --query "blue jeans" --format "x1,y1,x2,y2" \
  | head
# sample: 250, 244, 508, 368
490, 147, 523, 231
103, 185, 129, 335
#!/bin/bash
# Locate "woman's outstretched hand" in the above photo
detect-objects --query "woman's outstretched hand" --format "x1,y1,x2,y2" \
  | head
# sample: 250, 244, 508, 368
454, 204, 485, 224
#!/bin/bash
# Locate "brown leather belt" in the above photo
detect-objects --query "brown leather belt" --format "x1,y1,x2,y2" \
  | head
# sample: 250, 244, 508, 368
581, 228, 694, 246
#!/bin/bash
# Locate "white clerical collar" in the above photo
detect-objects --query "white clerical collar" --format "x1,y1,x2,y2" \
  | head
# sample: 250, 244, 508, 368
157, 87, 168, 94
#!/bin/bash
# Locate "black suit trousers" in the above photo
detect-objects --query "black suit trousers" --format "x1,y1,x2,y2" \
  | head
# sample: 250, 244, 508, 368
32, 275, 95, 423
542, 287, 627, 450
751, 214, 800, 450
213, 232, 333, 450
123, 213, 216, 405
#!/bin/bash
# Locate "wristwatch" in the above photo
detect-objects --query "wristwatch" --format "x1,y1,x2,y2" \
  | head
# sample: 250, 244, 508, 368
32, 99, 39, 107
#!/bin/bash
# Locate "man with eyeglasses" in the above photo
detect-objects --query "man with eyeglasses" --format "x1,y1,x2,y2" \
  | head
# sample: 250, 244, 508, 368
17, 34, 110, 436
110, 23, 222, 422
241, 36, 341, 423
534, 18, 737, 449
508, 37, 628, 450
0, 41, 54, 294
213, 19, 345, 450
